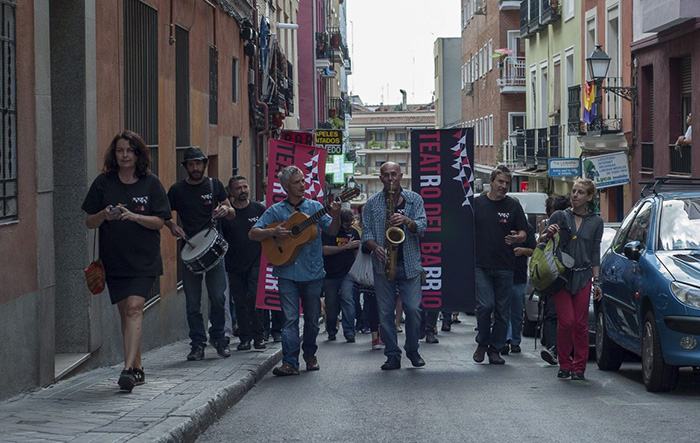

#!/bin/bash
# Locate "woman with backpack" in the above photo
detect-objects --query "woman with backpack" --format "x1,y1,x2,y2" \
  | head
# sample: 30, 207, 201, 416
540, 179, 603, 381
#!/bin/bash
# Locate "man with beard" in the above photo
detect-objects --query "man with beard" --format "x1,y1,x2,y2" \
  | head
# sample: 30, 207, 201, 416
165, 147, 236, 361
472, 165, 527, 365
221, 176, 267, 351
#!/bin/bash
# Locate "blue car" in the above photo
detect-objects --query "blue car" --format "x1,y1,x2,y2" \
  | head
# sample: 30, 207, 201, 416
596, 178, 700, 392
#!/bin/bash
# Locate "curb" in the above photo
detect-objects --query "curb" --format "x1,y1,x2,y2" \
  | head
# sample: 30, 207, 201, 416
137, 347, 282, 443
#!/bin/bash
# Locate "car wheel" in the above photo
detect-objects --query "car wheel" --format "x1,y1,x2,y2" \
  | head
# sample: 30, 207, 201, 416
522, 318, 537, 337
641, 311, 679, 392
595, 310, 623, 371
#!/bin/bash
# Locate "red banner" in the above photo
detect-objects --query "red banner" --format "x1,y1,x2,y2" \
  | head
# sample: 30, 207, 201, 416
255, 139, 328, 310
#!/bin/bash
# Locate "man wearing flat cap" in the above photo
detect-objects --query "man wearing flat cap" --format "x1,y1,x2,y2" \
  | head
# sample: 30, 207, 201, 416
165, 147, 236, 361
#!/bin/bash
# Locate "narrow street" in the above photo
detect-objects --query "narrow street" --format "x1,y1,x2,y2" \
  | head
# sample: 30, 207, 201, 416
197, 316, 700, 443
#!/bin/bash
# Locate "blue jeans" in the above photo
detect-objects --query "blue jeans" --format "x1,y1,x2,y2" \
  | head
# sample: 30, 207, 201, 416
182, 260, 227, 348
322, 275, 356, 339
507, 283, 526, 346
278, 278, 323, 369
374, 265, 421, 358
475, 267, 514, 354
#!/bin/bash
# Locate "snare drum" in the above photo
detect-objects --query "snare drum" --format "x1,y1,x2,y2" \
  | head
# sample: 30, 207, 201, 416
180, 228, 229, 274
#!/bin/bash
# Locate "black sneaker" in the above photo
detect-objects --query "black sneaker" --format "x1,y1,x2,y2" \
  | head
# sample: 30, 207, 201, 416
216, 340, 231, 358
571, 372, 585, 381
510, 344, 521, 353
253, 338, 267, 349
272, 332, 282, 343
345, 336, 356, 343
133, 368, 146, 386
501, 345, 510, 355
327, 333, 337, 341
406, 351, 426, 367
237, 340, 252, 351
381, 356, 401, 370
557, 369, 571, 379
441, 322, 451, 332
118, 369, 136, 392
187, 346, 205, 361
541, 348, 558, 365
473, 345, 487, 363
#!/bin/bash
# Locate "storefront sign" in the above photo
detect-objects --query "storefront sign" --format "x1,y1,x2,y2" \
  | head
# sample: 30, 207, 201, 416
581, 152, 630, 189
548, 158, 582, 177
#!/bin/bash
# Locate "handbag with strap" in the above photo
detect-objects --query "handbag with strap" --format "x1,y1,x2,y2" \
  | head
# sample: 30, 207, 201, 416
348, 251, 374, 287
84, 229, 106, 295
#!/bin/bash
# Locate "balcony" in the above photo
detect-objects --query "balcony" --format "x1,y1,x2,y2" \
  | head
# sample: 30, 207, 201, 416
641, 142, 654, 171
641, 0, 700, 33
568, 80, 627, 152
567, 85, 581, 135
519, 0, 529, 37
669, 144, 692, 175
549, 125, 561, 158
524, 129, 536, 169
497, 56, 526, 93
520, 127, 554, 170
328, 96, 350, 120
541, 0, 561, 26
499, 0, 521, 10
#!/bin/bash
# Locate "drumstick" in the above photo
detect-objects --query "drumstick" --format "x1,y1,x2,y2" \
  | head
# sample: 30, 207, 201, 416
180, 237, 195, 249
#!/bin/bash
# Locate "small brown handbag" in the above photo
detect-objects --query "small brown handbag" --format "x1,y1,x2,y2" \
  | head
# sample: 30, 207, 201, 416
84, 230, 106, 295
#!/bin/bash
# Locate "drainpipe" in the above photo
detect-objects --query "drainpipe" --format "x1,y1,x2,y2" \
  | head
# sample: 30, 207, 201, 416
253, 0, 269, 199
399, 89, 407, 110
312, 0, 318, 127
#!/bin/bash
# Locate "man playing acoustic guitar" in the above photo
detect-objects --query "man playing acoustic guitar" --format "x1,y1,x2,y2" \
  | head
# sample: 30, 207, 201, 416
249, 165, 342, 376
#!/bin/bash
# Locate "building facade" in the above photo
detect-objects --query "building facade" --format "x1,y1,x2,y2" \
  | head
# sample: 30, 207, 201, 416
461, 0, 526, 185
631, 1, 700, 198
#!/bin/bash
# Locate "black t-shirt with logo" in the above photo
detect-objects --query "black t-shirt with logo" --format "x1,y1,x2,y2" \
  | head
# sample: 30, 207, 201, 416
474, 194, 528, 270
167, 178, 228, 237
221, 201, 266, 273
322, 225, 360, 279
81, 173, 171, 277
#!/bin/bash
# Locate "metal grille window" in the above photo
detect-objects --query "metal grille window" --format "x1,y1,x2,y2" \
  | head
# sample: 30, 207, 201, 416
0, 0, 16, 222
124, 0, 158, 146
209, 46, 218, 124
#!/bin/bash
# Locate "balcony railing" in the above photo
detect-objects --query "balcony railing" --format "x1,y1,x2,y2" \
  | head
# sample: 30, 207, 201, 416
541, 0, 560, 26
528, 0, 541, 33
516, 132, 525, 165
328, 96, 348, 120
641, 142, 654, 171
567, 85, 581, 135
525, 129, 536, 169
669, 144, 692, 175
536, 128, 548, 167
497, 56, 526, 93
549, 125, 561, 158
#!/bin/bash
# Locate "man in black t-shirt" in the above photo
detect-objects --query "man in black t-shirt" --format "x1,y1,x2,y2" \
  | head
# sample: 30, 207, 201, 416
221, 176, 267, 351
165, 147, 236, 361
472, 165, 527, 365
322, 209, 361, 342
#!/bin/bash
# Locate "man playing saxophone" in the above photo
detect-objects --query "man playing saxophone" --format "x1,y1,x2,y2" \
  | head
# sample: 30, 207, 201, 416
361, 162, 427, 370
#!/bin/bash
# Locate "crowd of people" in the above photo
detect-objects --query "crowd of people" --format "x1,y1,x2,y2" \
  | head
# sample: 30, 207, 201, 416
83, 130, 603, 391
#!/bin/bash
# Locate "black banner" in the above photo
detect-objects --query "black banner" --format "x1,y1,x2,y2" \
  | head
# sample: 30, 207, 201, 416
411, 128, 476, 313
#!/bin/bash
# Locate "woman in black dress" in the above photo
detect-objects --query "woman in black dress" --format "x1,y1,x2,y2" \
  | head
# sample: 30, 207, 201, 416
82, 131, 171, 392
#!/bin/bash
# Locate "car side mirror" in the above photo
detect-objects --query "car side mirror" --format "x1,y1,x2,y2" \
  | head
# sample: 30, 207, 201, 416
623, 241, 642, 261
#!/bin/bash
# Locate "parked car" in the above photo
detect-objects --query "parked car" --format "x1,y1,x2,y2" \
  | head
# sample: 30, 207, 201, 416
507, 192, 548, 228
523, 222, 619, 340
596, 177, 700, 392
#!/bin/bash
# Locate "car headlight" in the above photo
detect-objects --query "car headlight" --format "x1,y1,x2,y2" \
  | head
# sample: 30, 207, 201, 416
670, 281, 700, 308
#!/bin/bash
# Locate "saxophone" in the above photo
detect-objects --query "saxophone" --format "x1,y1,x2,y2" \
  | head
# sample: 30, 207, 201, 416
384, 181, 405, 280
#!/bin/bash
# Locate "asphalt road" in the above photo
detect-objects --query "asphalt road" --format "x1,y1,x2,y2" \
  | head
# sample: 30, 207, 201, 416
198, 315, 700, 443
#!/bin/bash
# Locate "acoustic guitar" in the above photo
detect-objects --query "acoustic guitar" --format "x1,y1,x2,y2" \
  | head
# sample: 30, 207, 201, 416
262, 188, 360, 266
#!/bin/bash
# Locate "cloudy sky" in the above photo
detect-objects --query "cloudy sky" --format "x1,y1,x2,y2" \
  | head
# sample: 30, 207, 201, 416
346, 0, 461, 106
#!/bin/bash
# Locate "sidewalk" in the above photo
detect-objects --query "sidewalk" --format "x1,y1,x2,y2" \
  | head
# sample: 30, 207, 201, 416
0, 339, 282, 443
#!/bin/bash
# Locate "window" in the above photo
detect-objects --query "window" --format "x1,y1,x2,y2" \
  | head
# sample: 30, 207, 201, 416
124, 0, 158, 149
232, 57, 239, 103
488, 39, 493, 71
209, 46, 218, 124
540, 64, 549, 127
0, 0, 17, 222
564, 0, 575, 21
489, 115, 494, 146
232, 137, 239, 176
175, 25, 190, 147
395, 132, 407, 141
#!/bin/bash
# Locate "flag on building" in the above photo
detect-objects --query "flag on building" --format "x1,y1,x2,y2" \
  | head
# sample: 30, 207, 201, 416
583, 81, 596, 125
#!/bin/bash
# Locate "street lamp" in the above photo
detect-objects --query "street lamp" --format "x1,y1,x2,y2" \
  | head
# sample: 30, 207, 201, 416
585, 44, 637, 102
347, 175, 357, 189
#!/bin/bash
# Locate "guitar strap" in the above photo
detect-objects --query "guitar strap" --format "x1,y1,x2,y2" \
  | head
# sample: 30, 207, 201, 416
285, 197, 305, 212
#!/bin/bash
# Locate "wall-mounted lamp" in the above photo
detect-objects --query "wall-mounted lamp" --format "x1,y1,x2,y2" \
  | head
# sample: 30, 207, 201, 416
586, 44, 637, 102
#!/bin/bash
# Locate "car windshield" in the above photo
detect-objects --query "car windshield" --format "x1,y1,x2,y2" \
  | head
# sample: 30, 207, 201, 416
658, 197, 700, 251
